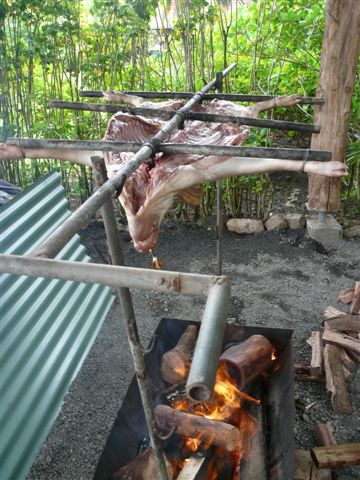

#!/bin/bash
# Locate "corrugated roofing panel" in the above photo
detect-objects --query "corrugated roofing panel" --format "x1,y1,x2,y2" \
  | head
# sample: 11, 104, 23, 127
0, 171, 115, 480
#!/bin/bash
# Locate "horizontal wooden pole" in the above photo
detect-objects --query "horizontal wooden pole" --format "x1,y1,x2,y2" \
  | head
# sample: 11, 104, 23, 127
0, 254, 223, 296
80, 90, 324, 104
49, 100, 320, 133
6, 137, 331, 161
311, 443, 360, 469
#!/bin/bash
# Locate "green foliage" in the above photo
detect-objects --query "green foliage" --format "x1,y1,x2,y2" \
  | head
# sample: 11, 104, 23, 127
1, 0, 359, 217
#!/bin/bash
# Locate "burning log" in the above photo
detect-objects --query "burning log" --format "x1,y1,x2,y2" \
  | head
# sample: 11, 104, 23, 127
110, 448, 173, 480
219, 335, 273, 388
154, 404, 240, 452
161, 325, 198, 384
311, 443, 360, 469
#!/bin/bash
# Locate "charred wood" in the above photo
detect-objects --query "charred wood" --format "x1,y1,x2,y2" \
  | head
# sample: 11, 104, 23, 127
219, 335, 273, 388
110, 448, 173, 480
161, 325, 198, 384
154, 404, 240, 452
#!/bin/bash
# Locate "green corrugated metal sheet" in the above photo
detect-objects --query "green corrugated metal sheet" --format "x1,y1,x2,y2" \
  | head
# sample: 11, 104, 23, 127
0, 171, 115, 480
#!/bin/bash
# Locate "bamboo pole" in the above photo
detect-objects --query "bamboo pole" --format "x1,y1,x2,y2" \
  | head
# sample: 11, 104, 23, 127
80, 90, 324, 104
32, 63, 237, 259
6, 137, 331, 161
49, 100, 320, 133
91, 157, 169, 480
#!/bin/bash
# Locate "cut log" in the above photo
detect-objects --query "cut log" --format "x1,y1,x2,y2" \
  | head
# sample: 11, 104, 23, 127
313, 423, 337, 480
294, 364, 325, 383
154, 404, 240, 452
294, 449, 313, 480
322, 328, 360, 354
219, 335, 273, 388
311, 443, 360, 469
314, 423, 337, 448
323, 344, 351, 413
161, 325, 198, 384
310, 331, 323, 376
337, 287, 355, 304
324, 315, 360, 333
350, 281, 360, 315
110, 448, 173, 480
322, 306, 346, 321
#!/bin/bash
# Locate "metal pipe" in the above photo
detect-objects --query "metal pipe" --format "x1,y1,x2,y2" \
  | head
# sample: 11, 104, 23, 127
6, 137, 332, 161
50, 100, 320, 133
91, 157, 168, 480
80, 90, 324, 104
32, 63, 237, 259
186, 278, 231, 402
216, 71, 223, 276
0, 254, 215, 296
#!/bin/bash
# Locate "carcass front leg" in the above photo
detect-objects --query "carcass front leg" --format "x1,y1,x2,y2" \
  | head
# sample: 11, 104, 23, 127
103, 90, 146, 107
250, 93, 302, 116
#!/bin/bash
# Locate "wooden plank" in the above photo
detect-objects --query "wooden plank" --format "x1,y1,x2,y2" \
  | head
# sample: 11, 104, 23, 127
350, 281, 360, 315
177, 456, 207, 480
308, 0, 360, 211
311, 443, 360, 469
322, 328, 360, 354
310, 331, 323, 376
323, 344, 351, 413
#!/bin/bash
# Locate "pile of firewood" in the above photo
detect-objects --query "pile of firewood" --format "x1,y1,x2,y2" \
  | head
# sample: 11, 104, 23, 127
297, 281, 360, 414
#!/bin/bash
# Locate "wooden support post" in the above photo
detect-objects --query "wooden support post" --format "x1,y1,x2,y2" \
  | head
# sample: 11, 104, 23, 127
308, 0, 360, 212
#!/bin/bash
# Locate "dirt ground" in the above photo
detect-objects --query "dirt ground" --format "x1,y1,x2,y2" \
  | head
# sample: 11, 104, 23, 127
28, 174, 360, 480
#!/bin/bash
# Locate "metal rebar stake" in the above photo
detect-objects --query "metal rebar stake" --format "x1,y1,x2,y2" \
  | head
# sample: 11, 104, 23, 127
91, 157, 169, 480
216, 71, 223, 276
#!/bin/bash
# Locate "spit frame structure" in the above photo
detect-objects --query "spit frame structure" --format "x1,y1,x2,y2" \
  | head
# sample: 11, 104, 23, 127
1, 64, 330, 478
0, 66, 238, 480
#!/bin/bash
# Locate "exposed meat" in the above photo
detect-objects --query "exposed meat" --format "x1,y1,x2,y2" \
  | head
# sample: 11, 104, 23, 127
0, 93, 347, 254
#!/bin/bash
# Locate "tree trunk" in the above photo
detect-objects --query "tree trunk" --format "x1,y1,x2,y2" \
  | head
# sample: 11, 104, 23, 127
308, 0, 360, 211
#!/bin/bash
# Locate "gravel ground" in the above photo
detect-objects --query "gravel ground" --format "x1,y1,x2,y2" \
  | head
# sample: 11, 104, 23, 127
27, 210, 360, 480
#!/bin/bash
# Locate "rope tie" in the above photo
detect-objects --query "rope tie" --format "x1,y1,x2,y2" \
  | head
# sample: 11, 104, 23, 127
176, 108, 188, 130
143, 137, 162, 168
19, 138, 26, 159
300, 148, 310, 172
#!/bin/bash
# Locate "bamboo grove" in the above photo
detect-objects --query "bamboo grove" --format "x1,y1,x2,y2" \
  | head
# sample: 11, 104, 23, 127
0, 0, 359, 217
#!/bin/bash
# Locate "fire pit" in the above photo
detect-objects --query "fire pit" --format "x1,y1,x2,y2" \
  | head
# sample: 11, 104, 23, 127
94, 319, 294, 480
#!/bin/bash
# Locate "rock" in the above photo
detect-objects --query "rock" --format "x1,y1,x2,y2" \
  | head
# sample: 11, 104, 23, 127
264, 214, 288, 231
343, 224, 360, 238
285, 213, 306, 229
226, 218, 264, 234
